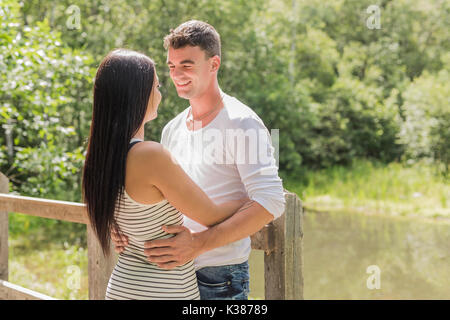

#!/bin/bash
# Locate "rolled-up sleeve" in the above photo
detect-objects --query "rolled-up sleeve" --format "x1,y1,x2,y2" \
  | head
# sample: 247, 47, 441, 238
227, 117, 286, 219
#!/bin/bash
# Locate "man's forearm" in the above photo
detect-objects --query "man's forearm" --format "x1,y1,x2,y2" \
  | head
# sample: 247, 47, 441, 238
193, 200, 274, 256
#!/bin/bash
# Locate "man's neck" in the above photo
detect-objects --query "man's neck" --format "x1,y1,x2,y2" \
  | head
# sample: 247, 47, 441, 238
189, 84, 222, 118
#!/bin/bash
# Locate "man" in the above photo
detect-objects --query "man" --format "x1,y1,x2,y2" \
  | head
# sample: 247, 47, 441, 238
112, 20, 285, 300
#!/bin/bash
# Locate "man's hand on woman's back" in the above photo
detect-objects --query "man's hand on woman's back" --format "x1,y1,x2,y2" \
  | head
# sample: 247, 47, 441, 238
110, 224, 129, 253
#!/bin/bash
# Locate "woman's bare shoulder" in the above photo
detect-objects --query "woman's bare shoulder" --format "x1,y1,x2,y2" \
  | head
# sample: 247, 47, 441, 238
127, 141, 175, 172
128, 141, 164, 156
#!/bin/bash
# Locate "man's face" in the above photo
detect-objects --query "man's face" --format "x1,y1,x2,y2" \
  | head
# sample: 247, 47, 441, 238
167, 45, 216, 100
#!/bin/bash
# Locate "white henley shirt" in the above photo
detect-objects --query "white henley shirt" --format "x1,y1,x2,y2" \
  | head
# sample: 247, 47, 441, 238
160, 91, 286, 269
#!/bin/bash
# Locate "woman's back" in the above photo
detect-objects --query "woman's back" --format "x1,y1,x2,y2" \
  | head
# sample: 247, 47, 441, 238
105, 143, 200, 300
106, 191, 200, 300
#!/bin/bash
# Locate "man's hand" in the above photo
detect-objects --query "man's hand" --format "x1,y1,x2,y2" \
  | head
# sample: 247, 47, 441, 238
110, 224, 129, 254
144, 225, 203, 270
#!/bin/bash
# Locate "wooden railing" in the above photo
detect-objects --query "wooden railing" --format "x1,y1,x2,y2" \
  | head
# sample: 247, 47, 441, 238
0, 171, 303, 300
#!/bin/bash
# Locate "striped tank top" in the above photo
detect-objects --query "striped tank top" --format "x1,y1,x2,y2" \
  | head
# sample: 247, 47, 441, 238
105, 141, 200, 300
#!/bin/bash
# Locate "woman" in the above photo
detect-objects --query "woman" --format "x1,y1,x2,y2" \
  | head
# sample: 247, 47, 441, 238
82, 49, 246, 300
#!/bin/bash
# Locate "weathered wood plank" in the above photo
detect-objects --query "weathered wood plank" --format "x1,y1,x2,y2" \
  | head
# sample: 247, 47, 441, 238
264, 213, 285, 299
87, 225, 117, 300
0, 173, 9, 282
285, 193, 303, 299
0, 280, 57, 300
0, 193, 88, 224
0, 193, 274, 252
264, 191, 303, 300
250, 224, 274, 253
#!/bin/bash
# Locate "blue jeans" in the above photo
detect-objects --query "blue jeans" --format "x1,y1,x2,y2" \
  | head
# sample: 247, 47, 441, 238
195, 261, 250, 300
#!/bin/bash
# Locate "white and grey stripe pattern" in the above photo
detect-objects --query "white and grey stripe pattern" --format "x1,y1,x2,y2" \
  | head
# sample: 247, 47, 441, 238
105, 190, 200, 300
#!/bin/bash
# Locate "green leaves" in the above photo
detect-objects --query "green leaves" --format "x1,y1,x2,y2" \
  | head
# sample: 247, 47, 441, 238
0, 0, 94, 201
1, 0, 448, 202
397, 68, 450, 177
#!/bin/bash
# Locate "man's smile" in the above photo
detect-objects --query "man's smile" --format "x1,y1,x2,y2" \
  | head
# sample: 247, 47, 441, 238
175, 80, 191, 88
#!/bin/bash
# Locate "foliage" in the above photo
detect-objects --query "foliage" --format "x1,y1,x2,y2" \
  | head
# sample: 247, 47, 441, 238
283, 158, 450, 219
9, 238, 88, 299
0, 0, 95, 201
1, 0, 449, 202
396, 64, 450, 177
2, 0, 448, 300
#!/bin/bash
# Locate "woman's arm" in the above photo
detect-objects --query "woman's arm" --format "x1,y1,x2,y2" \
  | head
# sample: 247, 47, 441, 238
130, 142, 245, 227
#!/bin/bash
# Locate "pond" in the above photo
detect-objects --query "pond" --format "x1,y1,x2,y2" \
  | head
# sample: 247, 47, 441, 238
249, 210, 450, 299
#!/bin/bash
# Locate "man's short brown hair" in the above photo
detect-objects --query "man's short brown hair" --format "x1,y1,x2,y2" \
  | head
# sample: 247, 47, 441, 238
163, 20, 221, 58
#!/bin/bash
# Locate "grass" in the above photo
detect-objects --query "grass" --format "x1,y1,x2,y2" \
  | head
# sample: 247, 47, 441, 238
8, 234, 89, 299
8, 221, 88, 300
283, 159, 450, 221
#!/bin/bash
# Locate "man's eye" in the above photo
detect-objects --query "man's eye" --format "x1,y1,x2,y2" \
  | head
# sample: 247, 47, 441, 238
157, 84, 162, 88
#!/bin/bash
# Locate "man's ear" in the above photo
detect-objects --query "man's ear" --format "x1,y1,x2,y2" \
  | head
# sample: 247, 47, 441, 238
210, 55, 221, 73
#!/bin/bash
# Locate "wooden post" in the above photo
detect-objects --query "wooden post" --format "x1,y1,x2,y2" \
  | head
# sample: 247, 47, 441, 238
264, 192, 303, 299
87, 225, 117, 300
0, 172, 9, 282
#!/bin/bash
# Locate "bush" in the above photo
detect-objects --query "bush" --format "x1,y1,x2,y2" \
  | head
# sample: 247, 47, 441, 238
0, 0, 95, 201
397, 66, 450, 178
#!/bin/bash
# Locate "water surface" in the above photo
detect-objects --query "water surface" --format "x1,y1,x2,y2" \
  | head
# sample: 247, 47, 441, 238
249, 210, 450, 299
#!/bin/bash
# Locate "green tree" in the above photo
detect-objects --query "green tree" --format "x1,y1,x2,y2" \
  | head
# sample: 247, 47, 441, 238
397, 61, 450, 177
0, 0, 95, 201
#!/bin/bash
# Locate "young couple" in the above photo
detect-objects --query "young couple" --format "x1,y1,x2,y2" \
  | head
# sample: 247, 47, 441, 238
82, 20, 285, 300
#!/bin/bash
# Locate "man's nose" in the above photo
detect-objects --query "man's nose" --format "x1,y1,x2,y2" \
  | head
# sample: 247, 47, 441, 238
171, 67, 184, 79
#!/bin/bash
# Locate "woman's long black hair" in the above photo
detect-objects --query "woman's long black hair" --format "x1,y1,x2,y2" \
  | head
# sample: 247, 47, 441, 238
82, 49, 155, 255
